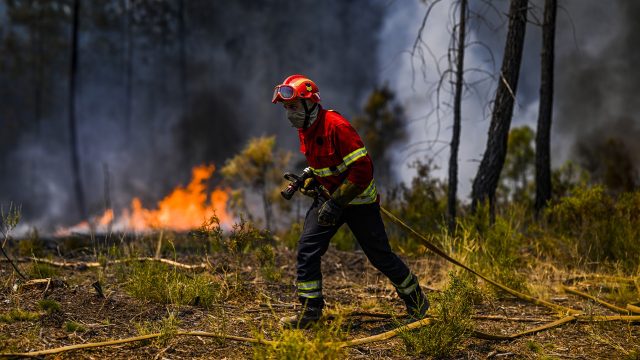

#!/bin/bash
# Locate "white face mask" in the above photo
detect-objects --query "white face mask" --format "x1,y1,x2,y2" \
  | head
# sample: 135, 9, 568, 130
286, 101, 319, 128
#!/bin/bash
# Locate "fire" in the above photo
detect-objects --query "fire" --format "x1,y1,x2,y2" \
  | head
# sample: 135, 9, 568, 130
55, 164, 232, 235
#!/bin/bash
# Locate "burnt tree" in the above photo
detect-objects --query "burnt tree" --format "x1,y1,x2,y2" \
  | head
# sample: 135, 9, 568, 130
471, 0, 528, 216
123, 0, 133, 140
447, 0, 467, 233
68, 0, 88, 222
535, 0, 557, 216
178, 0, 188, 109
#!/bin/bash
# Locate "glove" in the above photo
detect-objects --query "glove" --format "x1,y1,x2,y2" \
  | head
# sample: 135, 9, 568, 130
299, 178, 318, 198
317, 198, 343, 227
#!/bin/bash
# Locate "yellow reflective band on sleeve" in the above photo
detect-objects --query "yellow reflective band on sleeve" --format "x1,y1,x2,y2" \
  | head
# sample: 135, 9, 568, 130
342, 147, 367, 166
349, 179, 378, 205
310, 163, 346, 177
310, 147, 368, 178
297, 280, 322, 291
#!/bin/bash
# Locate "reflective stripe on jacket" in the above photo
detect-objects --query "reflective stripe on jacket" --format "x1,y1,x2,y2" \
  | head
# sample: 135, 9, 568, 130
298, 107, 378, 205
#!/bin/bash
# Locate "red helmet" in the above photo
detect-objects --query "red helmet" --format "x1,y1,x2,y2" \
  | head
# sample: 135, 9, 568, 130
271, 74, 321, 104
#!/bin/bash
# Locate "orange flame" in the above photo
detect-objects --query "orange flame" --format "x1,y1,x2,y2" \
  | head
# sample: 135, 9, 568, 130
55, 164, 231, 235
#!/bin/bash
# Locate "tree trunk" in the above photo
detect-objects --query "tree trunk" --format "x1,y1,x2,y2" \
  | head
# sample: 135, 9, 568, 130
471, 0, 528, 218
535, 0, 557, 217
31, 3, 44, 134
123, 0, 133, 140
448, 0, 467, 234
68, 0, 87, 222
178, 0, 188, 109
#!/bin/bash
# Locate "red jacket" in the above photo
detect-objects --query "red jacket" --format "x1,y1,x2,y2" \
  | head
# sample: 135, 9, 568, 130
298, 107, 378, 205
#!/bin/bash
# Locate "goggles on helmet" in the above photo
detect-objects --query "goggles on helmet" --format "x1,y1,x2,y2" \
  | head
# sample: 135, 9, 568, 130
272, 85, 296, 103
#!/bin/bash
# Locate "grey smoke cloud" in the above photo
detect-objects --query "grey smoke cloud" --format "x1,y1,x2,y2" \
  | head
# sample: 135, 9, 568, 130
0, 0, 385, 232
380, 0, 640, 197
555, 1, 640, 172
2, 0, 638, 233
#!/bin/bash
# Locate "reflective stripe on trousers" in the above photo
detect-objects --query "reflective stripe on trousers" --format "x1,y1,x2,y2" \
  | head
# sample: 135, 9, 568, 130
394, 273, 418, 295
298, 279, 322, 299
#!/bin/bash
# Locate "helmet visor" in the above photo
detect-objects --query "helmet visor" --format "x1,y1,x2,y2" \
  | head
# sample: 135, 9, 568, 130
272, 85, 296, 103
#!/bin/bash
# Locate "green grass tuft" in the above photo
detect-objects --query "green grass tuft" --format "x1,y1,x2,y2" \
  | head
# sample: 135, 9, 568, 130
121, 261, 227, 307
526, 339, 542, 353
134, 312, 181, 347
0, 308, 40, 323
28, 262, 59, 279
64, 320, 87, 333
37, 299, 61, 314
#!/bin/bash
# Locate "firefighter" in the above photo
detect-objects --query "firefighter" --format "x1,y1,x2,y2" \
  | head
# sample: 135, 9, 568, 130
272, 74, 429, 328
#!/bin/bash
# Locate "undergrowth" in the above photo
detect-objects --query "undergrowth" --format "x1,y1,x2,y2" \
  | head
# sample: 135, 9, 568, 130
544, 186, 640, 272
119, 261, 233, 307
252, 311, 349, 360
134, 312, 181, 347
37, 299, 61, 314
466, 204, 529, 294
0, 308, 40, 323
398, 272, 478, 357
64, 320, 87, 333
28, 262, 59, 279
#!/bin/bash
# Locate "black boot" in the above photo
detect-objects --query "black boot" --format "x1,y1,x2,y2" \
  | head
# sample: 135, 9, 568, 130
399, 285, 429, 319
280, 299, 323, 329
395, 274, 429, 320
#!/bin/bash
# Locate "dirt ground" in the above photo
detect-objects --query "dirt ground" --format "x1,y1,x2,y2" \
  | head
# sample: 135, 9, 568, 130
1, 244, 639, 359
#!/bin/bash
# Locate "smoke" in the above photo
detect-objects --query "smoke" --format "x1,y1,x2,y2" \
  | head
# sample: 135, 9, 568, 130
379, 0, 515, 198
0, 0, 385, 231
3, 0, 638, 232
555, 0, 640, 175
379, 0, 640, 198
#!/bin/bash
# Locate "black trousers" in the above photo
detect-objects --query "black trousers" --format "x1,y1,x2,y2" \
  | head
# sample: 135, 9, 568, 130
296, 199, 411, 306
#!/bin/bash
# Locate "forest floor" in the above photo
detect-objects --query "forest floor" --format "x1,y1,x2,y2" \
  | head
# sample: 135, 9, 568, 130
1, 238, 639, 359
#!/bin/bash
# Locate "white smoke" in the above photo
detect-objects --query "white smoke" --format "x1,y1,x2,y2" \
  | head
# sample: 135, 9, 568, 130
378, 0, 576, 199
378, 0, 509, 199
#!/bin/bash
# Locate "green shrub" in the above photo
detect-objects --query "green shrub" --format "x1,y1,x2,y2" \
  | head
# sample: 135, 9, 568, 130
191, 214, 224, 253
281, 221, 303, 250
545, 185, 640, 272
457, 204, 529, 294
227, 216, 264, 261
384, 160, 447, 256
122, 261, 224, 307
253, 329, 343, 360
253, 311, 348, 360
398, 272, 477, 357
256, 244, 281, 282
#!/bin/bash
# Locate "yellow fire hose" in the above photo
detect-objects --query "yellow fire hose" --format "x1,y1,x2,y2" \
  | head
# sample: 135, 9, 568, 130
1, 206, 638, 357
